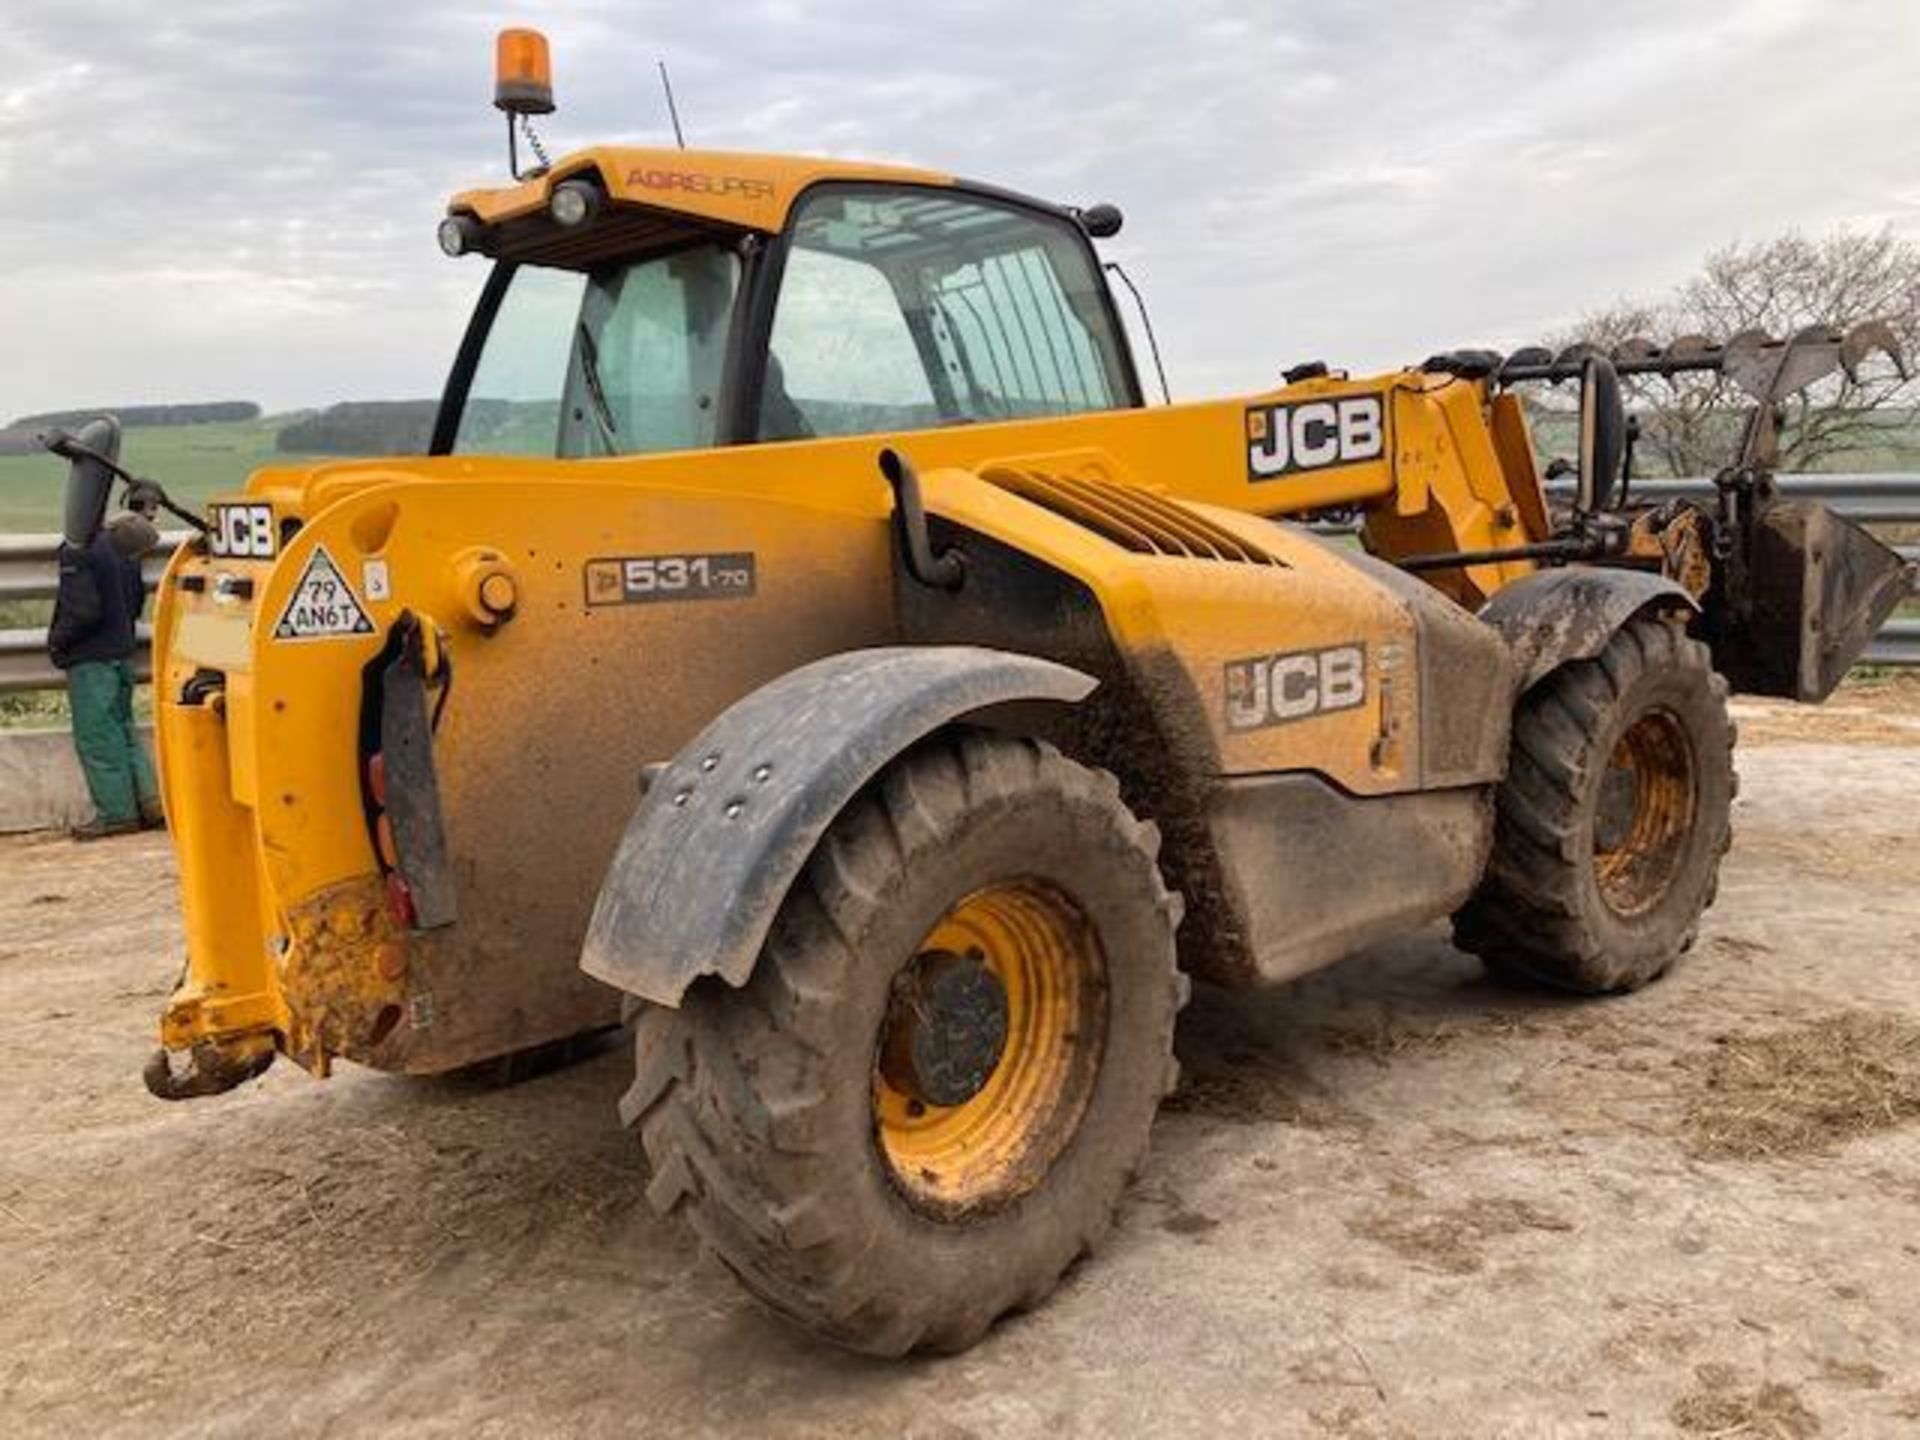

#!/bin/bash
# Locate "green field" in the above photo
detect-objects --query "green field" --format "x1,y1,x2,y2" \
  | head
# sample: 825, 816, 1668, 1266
0, 417, 316, 532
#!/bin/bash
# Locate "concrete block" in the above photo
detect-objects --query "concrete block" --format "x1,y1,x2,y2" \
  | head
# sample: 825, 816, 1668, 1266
0, 725, 155, 834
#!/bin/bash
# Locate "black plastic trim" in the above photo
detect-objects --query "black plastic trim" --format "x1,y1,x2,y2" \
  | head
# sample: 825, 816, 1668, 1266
430, 261, 518, 456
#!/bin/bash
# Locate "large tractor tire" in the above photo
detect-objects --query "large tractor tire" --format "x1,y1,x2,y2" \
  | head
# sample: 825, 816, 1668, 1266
1454, 617, 1735, 994
624, 730, 1185, 1355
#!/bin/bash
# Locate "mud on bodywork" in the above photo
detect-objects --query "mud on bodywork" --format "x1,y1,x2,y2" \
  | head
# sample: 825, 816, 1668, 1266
1477, 568, 1699, 696
148, 873, 414, 1097
279, 875, 415, 1072
579, 645, 1097, 1007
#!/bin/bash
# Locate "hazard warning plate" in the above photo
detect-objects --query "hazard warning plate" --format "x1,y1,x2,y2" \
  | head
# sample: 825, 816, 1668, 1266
274, 545, 375, 641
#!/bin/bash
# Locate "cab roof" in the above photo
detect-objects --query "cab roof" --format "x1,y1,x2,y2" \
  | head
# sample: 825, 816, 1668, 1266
448, 145, 956, 235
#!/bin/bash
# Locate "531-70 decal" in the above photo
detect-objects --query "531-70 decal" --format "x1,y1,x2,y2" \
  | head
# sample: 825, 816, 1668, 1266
584, 552, 756, 607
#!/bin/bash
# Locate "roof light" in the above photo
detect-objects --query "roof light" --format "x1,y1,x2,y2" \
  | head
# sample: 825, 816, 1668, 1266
437, 215, 480, 258
494, 28, 555, 116
549, 179, 597, 227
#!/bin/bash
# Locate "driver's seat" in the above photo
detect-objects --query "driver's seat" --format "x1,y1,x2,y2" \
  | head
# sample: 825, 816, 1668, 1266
758, 353, 815, 442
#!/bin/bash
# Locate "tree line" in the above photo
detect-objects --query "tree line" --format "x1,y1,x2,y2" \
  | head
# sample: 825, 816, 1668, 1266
7, 401, 261, 432
1554, 228, 1918, 475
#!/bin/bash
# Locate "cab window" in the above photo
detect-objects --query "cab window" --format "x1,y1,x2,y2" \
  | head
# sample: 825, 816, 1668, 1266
451, 242, 741, 458
760, 188, 1131, 441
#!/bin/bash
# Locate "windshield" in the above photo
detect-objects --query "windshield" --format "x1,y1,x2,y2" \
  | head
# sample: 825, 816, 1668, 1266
450, 242, 741, 458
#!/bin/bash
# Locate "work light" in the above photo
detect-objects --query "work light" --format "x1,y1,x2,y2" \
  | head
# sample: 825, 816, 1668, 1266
550, 180, 598, 227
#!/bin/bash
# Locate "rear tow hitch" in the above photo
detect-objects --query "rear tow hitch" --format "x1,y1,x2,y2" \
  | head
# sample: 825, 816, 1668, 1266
143, 1039, 275, 1101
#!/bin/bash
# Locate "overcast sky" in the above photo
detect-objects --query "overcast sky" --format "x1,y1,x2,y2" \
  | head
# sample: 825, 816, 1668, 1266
1, 0, 1916, 418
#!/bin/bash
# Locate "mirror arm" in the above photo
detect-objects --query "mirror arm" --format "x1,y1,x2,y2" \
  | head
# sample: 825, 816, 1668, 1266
40, 430, 210, 534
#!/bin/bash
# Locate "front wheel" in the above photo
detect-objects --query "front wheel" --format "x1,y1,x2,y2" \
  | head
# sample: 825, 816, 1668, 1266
1454, 617, 1735, 994
623, 730, 1185, 1354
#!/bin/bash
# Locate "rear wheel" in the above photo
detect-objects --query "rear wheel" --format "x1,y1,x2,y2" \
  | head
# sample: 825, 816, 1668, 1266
1454, 617, 1734, 994
623, 730, 1184, 1354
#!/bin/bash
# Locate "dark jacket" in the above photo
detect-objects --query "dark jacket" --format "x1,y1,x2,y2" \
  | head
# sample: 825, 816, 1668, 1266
48, 532, 144, 669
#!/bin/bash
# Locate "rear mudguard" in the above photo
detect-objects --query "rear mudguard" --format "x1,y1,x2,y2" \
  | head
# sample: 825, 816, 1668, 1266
1478, 568, 1698, 694
579, 645, 1096, 1007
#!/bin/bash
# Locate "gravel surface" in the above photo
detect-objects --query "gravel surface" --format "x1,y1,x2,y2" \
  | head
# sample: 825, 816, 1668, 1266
2, 679, 1917, 1438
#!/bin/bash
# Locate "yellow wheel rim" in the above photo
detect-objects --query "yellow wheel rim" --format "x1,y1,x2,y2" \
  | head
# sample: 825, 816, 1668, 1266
1593, 707, 1697, 916
873, 879, 1107, 1216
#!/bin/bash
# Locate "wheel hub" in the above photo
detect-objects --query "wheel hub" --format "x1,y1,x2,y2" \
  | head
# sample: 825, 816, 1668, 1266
871, 879, 1108, 1216
880, 949, 1010, 1109
1593, 706, 1698, 916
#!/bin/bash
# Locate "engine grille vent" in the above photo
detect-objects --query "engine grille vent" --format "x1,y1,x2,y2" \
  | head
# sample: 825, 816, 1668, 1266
981, 467, 1285, 566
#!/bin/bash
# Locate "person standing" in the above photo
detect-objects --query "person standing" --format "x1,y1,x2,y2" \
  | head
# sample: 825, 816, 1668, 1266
47, 510, 163, 840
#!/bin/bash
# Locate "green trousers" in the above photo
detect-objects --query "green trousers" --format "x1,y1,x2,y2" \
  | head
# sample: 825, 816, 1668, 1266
68, 659, 158, 824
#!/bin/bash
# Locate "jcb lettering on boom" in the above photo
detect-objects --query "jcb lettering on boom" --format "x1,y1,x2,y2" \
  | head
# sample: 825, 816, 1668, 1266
1246, 394, 1385, 480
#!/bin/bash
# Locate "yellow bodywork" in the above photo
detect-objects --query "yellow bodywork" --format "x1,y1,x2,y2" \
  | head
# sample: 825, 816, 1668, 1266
450, 146, 952, 234
150, 146, 1551, 1083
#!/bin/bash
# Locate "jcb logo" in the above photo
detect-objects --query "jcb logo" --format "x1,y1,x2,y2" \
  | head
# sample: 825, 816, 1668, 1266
208, 503, 276, 559
1225, 644, 1368, 732
1246, 394, 1385, 480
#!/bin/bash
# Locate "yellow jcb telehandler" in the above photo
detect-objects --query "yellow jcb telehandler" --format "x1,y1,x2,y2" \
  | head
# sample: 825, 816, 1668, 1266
46, 30, 1913, 1353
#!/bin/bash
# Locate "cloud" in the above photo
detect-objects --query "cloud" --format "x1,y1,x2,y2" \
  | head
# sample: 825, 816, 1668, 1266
0, 0, 1914, 416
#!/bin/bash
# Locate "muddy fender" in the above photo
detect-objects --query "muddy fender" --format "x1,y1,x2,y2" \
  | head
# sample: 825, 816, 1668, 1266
580, 646, 1096, 1007
1479, 568, 1698, 694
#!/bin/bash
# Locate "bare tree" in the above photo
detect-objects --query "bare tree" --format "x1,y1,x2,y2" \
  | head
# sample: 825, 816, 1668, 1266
1557, 229, 1919, 474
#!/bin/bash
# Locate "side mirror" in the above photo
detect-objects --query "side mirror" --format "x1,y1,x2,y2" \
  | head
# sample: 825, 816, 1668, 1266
1576, 356, 1625, 514
1077, 203, 1123, 239
54, 415, 123, 548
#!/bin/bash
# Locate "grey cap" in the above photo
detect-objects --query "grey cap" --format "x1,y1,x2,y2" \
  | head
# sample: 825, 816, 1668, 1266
105, 510, 161, 558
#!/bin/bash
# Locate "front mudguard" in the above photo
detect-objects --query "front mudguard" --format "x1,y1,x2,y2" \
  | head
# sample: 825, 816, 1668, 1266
1478, 567, 1699, 695
579, 645, 1096, 1007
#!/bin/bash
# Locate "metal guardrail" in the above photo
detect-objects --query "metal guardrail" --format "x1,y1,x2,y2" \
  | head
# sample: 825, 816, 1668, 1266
1543, 473, 1920, 527
0, 533, 180, 696
1870, 619, 1920, 666
0, 530, 182, 604
1, 474, 1916, 696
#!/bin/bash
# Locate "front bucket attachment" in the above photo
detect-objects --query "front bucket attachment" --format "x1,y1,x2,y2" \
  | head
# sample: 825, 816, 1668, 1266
1705, 500, 1916, 702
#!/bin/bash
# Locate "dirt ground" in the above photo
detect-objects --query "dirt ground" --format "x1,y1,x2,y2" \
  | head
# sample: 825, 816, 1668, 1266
3, 676, 1918, 1439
